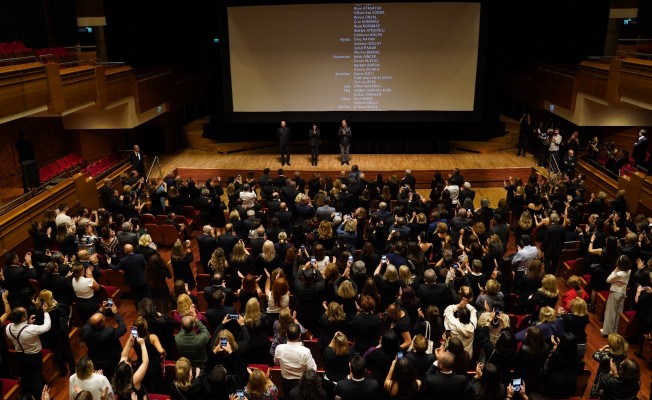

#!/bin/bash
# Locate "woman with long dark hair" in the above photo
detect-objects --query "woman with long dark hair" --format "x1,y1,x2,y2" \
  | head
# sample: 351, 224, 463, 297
145, 254, 173, 313
112, 336, 149, 400
383, 357, 421, 400
468, 362, 505, 400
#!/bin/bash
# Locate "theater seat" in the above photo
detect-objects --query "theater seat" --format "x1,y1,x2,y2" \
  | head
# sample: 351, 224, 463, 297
145, 223, 164, 245
595, 291, 609, 321
160, 224, 180, 246
617, 310, 639, 339
0, 378, 20, 400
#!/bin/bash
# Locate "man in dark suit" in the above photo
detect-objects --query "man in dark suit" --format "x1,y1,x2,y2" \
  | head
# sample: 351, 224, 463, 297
417, 269, 454, 313
2, 251, 37, 308
204, 270, 233, 307
206, 289, 236, 329
39, 261, 75, 306
295, 196, 316, 223
249, 226, 266, 258
129, 144, 145, 176
197, 225, 218, 269
15, 131, 37, 193
458, 182, 475, 207
450, 208, 472, 244
542, 213, 566, 275
267, 192, 282, 217
113, 244, 148, 305
116, 222, 138, 259
242, 210, 261, 236
82, 304, 127, 379
275, 203, 294, 236
308, 124, 321, 166
277, 121, 291, 166
217, 224, 240, 259
274, 169, 288, 190
425, 348, 469, 400
449, 168, 464, 187
338, 119, 352, 165
400, 170, 416, 190
100, 178, 113, 209
281, 181, 300, 212
633, 128, 648, 167
335, 355, 379, 400
293, 171, 306, 193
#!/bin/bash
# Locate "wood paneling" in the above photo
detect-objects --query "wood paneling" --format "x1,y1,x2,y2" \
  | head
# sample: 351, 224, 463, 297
102, 66, 134, 106
64, 129, 126, 163
0, 62, 48, 119
134, 71, 172, 113
74, 0, 104, 17
620, 58, 652, 105
577, 61, 609, 99
537, 68, 577, 111
576, 159, 618, 199
60, 65, 96, 108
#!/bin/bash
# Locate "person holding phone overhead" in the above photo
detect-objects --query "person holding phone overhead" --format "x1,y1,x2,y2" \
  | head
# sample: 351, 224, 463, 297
338, 119, 352, 165
277, 120, 291, 166
308, 123, 321, 166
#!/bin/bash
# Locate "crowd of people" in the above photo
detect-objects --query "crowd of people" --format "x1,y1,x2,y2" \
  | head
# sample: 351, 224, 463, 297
2, 159, 652, 400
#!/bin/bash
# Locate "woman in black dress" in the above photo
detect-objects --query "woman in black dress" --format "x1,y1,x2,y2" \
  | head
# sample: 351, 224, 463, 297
133, 316, 167, 394
170, 239, 195, 291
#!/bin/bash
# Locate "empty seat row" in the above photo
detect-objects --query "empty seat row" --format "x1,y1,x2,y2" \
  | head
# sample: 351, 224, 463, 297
34, 47, 76, 64
82, 154, 119, 177
39, 152, 85, 183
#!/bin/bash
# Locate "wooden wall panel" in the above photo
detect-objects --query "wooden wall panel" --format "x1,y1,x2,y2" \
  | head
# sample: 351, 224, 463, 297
577, 63, 609, 99
576, 160, 618, 199
134, 71, 171, 114
0, 63, 48, 118
74, 0, 104, 17
65, 129, 127, 163
60, 67, 97, 108
620, 60, 652, 105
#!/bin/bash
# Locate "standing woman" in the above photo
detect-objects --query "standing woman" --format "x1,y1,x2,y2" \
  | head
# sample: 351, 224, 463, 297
112, 336, 149, 400
383, 357, 421, 400
133, 316, 167, 394
170, 357, 204, 400
308, 123, 321, 166
601, 255, 632, 336
37, 290, 75, 376
590, 333, 629, 398
171, 239, 196, 291
71, 262, 100, 323
145, 254, 173, 313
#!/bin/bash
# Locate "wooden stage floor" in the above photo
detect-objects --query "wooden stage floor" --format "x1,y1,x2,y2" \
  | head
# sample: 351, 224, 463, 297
159, 149, 539, 189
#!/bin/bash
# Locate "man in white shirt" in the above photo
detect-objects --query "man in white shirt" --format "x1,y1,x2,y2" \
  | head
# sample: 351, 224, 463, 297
444, 180, 460, 206
511, 234, 539, 276
239, 183, 258, 210
5, 304, 51, 397
548, 129, 562, 172
274, 323, 317, 395
55, 202, 75, 228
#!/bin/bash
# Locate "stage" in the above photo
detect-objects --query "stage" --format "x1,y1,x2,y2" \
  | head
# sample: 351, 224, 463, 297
159, 148, 539, 189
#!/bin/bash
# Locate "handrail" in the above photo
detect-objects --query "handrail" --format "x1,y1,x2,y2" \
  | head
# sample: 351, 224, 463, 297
0, 55, 38, 63
617, 38, 652, 43
135, 68, 172, 81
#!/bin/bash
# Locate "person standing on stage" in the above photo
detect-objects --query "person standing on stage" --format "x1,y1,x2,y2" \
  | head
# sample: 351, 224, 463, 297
633, 128, 648, 167
278, 120, 292, 166
15, 131, 37, 193
308, 123, 321, 166
338, 119, 352, 166
129, 144, 146, 177
548, 129, 562, 173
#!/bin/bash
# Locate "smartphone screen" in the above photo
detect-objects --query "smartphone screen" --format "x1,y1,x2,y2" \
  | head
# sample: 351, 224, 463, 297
512, 378, 522, 392
397, 351, 403, 359
107, 299, 113, 308
131, 326, 138, 338
236, 389, 244, 399
220, 338, 227, 347
229, 314, 239, 320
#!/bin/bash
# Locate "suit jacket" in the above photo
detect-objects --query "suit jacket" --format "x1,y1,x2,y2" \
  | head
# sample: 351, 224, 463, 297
417, 283, 454, 313
275, 210, 294, 234
206, 304, 236, 330
197, 234, 218, 267
82, 313, 127, 373
308, 128, 321, 147
39, 273, 75, 306
335, 377, 379, 400
2, 264, 37, 307
129, 151, 145, 174
217, 233, 240, 258
338, 126, 352, 145
114, 253, 147, 286
458, 188, 475, 205
425, 371, 469, 400
542, 224, 566, 257
116, 231, 138, 258
100, 185, 113, 208
277, 127, 291, 145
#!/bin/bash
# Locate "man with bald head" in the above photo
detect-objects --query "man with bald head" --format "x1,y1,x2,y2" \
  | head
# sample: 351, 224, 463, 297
81, 302, 125, 380
113, 244, 148, 305
175, 315, 210, 370
425, 347, 469, 400
217, 223, 240, 259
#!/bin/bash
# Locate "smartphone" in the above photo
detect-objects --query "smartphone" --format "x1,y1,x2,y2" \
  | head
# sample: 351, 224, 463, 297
348, 255, 353, 263
381, 255, 387, 264
131, 326, 138, 339
445, 330, 452, 339
236, 389, 244, 399
397, 351, 404, 359
229, 314, 239, 320
512, 378, 522, 392
452, 263, 459, 269
310, 257, 316, 265
220, 337, 228, 347
300, 245, 306, 252
107, 298, 113, 308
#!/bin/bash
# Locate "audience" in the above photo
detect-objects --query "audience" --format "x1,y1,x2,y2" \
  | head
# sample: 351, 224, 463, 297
5, 160, 652, 400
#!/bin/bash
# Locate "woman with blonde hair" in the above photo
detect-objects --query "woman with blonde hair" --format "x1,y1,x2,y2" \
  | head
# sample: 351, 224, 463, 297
173, 293, 207, 326
398, 265, 417, 290
270, 308, 306, 356
590, 333, 629, 398
208, 247, 228, 273
317, 220, 335, 249
475, 279, 504, 311
335, 280, 357, 319
245, 368, 278, 400
323, 331, 354, 386
374, 262, 400, 309
336, 217, 357, 252
524, 273, 558, 319
37, 289, 75, 376
318, 302, 348, 350
254, 240, 280, 282
515, 306, 563, 342
69, 356, 115, 400
170, 357, 203, 399
244, 297, 270, 364
560, 297, 589, 358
